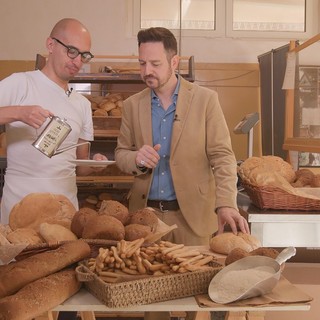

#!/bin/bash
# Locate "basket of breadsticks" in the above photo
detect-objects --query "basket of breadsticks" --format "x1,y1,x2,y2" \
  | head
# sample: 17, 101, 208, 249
76, 239, 222, 308
238, 156, 320, 211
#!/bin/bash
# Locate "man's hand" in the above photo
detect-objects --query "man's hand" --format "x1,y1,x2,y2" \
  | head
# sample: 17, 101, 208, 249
216, 207, 250, 235
136, 144, 161, 168
19, 105, 53, 128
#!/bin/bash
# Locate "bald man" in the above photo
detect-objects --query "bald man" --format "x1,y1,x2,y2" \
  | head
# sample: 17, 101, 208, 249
0, 18, 105, 223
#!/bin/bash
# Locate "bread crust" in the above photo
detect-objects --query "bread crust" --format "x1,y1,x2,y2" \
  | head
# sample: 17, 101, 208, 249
9, 193, 76, 232
82, 215, 125, 240
209, 232, 261, 255
0, 269, 80, 320
0, 240, 90, 299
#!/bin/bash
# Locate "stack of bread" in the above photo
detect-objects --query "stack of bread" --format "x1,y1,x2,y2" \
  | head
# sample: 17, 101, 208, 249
238, 155, 320, 200
71, 202, 159, 242
84, 93, 123, 117
0, 194, 161, 247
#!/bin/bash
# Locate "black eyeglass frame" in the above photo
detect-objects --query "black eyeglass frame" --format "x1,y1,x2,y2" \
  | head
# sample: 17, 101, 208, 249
52, 37, 94, 63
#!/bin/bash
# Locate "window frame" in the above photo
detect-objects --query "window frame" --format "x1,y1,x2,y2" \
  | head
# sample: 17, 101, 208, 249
226, 0, 318, 40
129, 0, 318, 40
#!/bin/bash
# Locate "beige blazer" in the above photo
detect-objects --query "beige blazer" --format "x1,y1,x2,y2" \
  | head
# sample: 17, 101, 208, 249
115, 76, 238, 236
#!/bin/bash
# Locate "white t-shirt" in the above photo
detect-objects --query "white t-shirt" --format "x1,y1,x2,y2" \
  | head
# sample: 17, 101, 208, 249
0, 70, 93, 223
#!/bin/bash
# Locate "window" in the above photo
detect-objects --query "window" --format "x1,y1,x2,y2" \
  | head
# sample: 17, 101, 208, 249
226, 0, 317, 38
130, 0, 318, 39
140, 0, 216, 30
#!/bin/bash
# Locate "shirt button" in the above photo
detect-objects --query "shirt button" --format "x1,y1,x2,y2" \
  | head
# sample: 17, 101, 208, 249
163, 137, 166, 140
161, 190, 164, 193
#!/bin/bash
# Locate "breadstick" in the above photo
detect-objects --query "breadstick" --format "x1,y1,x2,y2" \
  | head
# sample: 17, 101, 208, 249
183, 256, 214, 271
179, 254, 204, 266
171, 250, 201, 259
121, 267, 139, 275
161, 244, 184, 255
111, 246, 123, 264
133, 252, 147, 274
98, 271, 119, 278
126, 238, 144, 257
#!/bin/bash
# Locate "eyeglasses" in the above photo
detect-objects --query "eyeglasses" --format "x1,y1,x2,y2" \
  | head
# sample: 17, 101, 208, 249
52, 37, 94, 63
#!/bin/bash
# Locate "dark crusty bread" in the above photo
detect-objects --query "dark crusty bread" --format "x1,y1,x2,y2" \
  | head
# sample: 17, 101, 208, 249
128, 208, 158, 232
71, 207, 98, 238
82, 215, 125, 240
125, 224, 152, 241
0, 240, 90, 299
98, 200, 129, 225
0, 269, 80, 320
225, 247, 280, 266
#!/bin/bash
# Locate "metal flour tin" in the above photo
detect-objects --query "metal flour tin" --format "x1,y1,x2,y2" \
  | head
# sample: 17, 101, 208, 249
32, 116, 72, 158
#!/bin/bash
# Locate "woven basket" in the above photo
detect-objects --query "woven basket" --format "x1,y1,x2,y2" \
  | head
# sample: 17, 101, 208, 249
242, 181, 320, 211
76, 261, 222, 308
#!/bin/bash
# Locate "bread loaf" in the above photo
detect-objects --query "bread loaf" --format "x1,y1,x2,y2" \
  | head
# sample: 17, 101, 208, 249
82, 215, 125, 240
71, 207, 98, 238
39, 223, 78, 243
0, 269, 80, 320
9, 193, 76, 231
128, 208, 158, 232
209, 232, 261, 255
98, 200, 129, 225
0, 240, 90, 298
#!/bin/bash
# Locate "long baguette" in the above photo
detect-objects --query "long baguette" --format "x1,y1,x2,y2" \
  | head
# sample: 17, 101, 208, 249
0, 269, 81, 320
0, 240, 90, 298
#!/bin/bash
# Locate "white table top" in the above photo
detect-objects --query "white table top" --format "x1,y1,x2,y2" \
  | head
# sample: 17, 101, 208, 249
53, 289, 310, 313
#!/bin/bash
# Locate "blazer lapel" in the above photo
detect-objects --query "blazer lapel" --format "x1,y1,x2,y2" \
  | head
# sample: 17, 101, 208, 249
138, 90, 153, 146
171, 78, 193, 155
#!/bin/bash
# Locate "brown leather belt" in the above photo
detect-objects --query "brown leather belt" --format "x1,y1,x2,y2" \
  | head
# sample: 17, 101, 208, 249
147, 199, 179, 212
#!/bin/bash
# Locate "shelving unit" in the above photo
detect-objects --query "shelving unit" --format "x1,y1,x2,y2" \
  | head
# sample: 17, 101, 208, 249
35, 54, 195, 203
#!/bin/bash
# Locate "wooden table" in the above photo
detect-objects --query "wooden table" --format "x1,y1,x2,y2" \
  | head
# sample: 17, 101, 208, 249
48, 288, 310, 320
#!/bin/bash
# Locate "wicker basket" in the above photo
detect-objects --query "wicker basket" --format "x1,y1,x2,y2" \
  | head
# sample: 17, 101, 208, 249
242, 180, 320, 211
76, 261, 222, 308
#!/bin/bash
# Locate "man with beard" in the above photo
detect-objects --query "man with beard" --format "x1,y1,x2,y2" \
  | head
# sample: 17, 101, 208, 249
115, 27, 248, 320
116, 26, 249, 243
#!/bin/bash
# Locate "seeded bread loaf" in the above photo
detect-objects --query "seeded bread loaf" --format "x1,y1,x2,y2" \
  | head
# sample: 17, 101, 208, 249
0, 240, 90, 299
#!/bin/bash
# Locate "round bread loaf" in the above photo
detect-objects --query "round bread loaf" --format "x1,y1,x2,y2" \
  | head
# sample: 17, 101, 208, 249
71, 207, 97, 238
98, 200, 129, 225
239, 155, 296, 185
292, 168, 315, 187
125, 224, 152, 241
9, 193, 76, 232
249, 247, 279, 259
128, 208, 158, 232
225, 247, 249, 266
209, 232, 261, 255
82, 215, 125, 240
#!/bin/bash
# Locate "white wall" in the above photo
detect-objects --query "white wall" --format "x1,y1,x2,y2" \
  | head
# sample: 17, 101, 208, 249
0, 0, 319, 64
